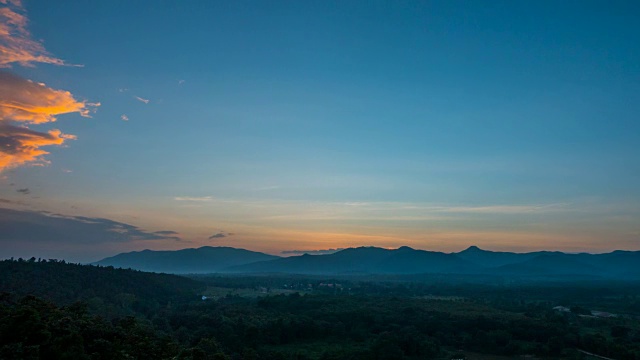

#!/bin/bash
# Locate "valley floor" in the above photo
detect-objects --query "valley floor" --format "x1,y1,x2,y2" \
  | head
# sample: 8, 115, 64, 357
1, 260, 639, 359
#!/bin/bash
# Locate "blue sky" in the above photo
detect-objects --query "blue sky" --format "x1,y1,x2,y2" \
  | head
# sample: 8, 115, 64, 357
1, 0, 639, 261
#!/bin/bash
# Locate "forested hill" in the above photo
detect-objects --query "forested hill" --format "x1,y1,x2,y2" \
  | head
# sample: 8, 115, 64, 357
0, 258, 203, 316
0, 260, 211, 360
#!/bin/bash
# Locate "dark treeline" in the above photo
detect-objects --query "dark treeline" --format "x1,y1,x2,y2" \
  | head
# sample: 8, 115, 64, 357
1, 259, 640, 359
192, 273, 640, 315
0, 293, 182, 360
0, 257, 203, 318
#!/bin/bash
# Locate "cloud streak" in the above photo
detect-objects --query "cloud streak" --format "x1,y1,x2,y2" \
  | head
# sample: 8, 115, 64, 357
426, 203, 571, 215
174, 196, 213, 202
154, 230, 179, 236
0, 207, 181, 244
0, 197, 27, 206
208, 230, 234, 240
281, 248, 345, 255
134, 96, 149, 104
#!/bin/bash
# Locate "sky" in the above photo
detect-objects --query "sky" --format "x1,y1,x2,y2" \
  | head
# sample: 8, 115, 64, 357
1, 0, 639, 262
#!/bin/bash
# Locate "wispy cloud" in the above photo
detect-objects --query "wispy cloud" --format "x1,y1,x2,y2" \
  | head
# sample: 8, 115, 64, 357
0, 207, 181, 244
154, 230, 179, 236
134, 96, 149, 104
281, 248, 345, 255
431, 203, 570, 214
120, 114, 129, 121
0, 1, 73, 67
253, 185, 281, 191
208, 230, 234, 240
0, 197, 24, 205
174, 196, 213, 202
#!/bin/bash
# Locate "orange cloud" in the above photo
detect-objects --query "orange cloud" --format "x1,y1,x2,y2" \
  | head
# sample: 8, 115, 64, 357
0, 124, 75, 170
0, 72, 96, 124
0, 0, 69, 67
0, 72, 97, 172
0, 2, 96, 172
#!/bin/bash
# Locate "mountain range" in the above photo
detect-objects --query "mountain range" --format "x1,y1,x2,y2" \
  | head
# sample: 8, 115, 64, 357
94, 245, 640, 279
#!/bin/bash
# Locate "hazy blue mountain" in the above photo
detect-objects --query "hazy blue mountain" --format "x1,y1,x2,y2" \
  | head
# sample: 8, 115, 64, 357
94, 246, 279, 274
580, 250, 640, 278
95, 245, 640, 278
490, 252, 604, 276
227, 246, 478, 274
482, 250, 640, 279
454, 245, 540, 267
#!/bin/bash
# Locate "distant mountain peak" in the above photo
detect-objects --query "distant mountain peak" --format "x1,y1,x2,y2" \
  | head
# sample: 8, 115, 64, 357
397, 246, 414, 251
462, 245, 483, 252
